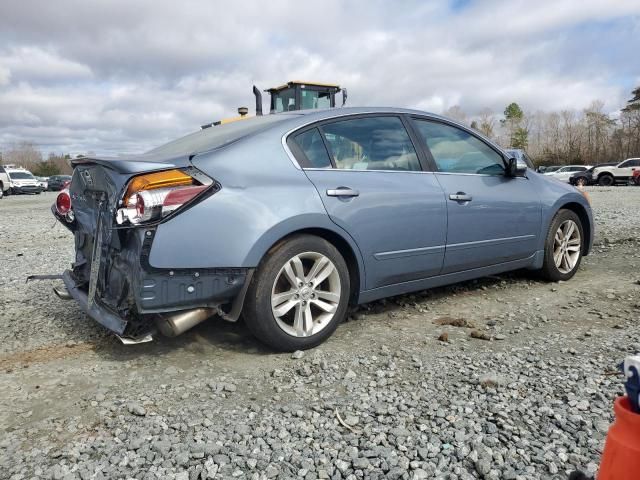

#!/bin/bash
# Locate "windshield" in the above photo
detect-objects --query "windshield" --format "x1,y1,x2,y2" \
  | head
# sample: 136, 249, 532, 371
546, 166, 561, 173
148, 114, 296, 157
8, 171, 34, 179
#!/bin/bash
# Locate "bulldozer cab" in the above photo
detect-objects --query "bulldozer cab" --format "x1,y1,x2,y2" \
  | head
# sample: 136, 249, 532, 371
266, 81, 344, 113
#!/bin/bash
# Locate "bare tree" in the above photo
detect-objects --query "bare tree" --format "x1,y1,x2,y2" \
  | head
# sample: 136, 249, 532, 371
477, 108, 496, 139
442, 105, 467, 124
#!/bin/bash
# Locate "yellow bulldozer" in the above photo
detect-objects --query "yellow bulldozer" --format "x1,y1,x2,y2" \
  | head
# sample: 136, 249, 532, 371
201, 80, 347, 129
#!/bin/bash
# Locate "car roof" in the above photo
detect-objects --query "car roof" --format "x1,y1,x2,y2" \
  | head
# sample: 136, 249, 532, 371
149, 107, 485, 159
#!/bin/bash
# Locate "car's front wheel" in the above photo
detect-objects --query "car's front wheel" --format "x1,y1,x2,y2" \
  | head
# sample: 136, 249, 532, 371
243, 234, 350, 351
538, 209, 584, 282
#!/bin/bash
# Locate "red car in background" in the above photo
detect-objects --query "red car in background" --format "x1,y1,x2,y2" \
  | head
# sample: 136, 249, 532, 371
633, 169, 640, 185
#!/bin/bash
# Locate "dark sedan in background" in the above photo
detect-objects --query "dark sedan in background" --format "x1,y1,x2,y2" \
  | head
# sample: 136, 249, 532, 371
569, 163, 617, 186
47, 175, 72, 191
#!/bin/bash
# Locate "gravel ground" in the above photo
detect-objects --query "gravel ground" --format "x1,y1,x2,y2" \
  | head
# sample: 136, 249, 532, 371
1, 187, 639, 480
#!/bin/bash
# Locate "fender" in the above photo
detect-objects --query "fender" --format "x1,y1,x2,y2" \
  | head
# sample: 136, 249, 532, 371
242, 211, 366, 284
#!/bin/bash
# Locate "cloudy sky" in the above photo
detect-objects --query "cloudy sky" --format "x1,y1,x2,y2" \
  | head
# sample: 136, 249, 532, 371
0, 0, 639, 155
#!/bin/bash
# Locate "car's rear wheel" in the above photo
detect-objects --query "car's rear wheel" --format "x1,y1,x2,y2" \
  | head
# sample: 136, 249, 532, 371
576, 177, 586, 187
538, 209, 584, 282
243, 234, 350, 351
598, 174, 614, 186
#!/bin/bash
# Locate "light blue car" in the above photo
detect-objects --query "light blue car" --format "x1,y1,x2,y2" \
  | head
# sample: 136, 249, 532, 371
50, 107, 593, 351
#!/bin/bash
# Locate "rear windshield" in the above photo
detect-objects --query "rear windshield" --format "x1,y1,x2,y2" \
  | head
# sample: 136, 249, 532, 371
148, 114, 298, 157
8, 171, 34, 179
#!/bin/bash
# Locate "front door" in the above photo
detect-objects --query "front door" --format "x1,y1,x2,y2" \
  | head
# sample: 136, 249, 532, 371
288, 115, 447, 289
410, 118, 541, 274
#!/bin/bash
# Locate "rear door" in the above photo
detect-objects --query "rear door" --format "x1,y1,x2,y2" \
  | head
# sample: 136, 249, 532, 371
288, 115, 447, 290
409, 117, 541, 274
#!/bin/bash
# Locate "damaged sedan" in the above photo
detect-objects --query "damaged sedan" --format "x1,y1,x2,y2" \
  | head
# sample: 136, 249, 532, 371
46, 107, 593, 351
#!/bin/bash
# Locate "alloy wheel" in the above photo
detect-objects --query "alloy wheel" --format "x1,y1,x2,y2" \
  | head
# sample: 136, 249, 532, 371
270, 251, 341, 337
553, 219, 581, 274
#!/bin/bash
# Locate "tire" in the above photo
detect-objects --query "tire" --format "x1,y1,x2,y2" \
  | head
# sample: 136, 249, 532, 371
0, 185, 3, 200
598, 174, 614, 187
243, 234, 351, 351
538, 209, 584, 282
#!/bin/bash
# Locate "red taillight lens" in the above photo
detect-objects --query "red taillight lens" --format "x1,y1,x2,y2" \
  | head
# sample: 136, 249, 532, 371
163, 185, 208, 207
56, 190, 71, 215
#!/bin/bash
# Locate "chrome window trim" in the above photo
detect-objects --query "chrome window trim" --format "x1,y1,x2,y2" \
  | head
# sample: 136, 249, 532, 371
303, 167, 434, 174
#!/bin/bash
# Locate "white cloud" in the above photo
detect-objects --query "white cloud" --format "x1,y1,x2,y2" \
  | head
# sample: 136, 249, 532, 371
0, 0, 638, 154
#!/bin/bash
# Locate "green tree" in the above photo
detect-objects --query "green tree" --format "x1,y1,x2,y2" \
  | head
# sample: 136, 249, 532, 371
622, 86, 640, 112
503, 102, 524, 122
501, 102, 528, 148
512, 127, 529, 149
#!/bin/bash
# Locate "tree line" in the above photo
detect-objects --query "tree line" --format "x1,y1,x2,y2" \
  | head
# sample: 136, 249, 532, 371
451, 86, 640, 166
0, 142, 75, 176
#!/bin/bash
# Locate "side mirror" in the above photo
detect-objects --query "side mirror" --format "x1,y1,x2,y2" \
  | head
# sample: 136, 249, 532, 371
506, 157, 527, 177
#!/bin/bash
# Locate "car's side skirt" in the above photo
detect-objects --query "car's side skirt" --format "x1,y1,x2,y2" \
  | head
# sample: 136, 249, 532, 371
357, 250, 544, 304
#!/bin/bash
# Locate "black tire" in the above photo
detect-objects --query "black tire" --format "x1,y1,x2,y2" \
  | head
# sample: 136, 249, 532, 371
598, 174, 614, 186
0, 185, 3, 199
243, 234, 350, 351
538, 209, 584, 282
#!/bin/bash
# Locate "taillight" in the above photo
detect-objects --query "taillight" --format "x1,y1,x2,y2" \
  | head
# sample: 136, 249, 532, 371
56, 190, 71, 215
116, 169, 212, 225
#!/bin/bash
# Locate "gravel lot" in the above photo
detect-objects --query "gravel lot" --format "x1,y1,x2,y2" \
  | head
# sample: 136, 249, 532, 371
1, 187, 639, 480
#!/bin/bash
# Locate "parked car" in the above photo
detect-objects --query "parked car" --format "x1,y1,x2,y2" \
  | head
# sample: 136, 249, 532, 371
36, 176, 49, 190
569, 163, 618, 187
544, 165, 591, 183
592, 158, 640, 186
6, 167, 43, 194
47, 175, 72, 191
49, 107, 593, 351
504, 149, 535, 170
0, 165, 11, 199
538, 165, 561, 174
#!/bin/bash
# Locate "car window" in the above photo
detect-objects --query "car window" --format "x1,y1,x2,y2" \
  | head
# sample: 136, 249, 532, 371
412, 120, 505, 175
300, 89, 331, 110
321, 116, 421, 171
619, 161, 630, 168
8, 172, 34, 179
292, 128, 332, 168
576, 167, 587, 172
628, 160, 640, 167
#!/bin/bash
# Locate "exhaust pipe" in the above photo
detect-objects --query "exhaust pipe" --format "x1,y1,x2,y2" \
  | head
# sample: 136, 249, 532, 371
253, 85, 263, 116
155, 307, 216, 337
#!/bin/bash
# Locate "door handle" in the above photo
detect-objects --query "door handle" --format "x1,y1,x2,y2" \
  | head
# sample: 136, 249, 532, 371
449, 192, 472, 202
327, 188, 359, 197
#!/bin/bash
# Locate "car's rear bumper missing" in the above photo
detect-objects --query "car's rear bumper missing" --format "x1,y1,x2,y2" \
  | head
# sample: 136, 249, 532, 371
61, 270, 129, 335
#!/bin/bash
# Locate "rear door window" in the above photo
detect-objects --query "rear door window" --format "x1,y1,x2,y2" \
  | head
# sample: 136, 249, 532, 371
320, 116, 421, 171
